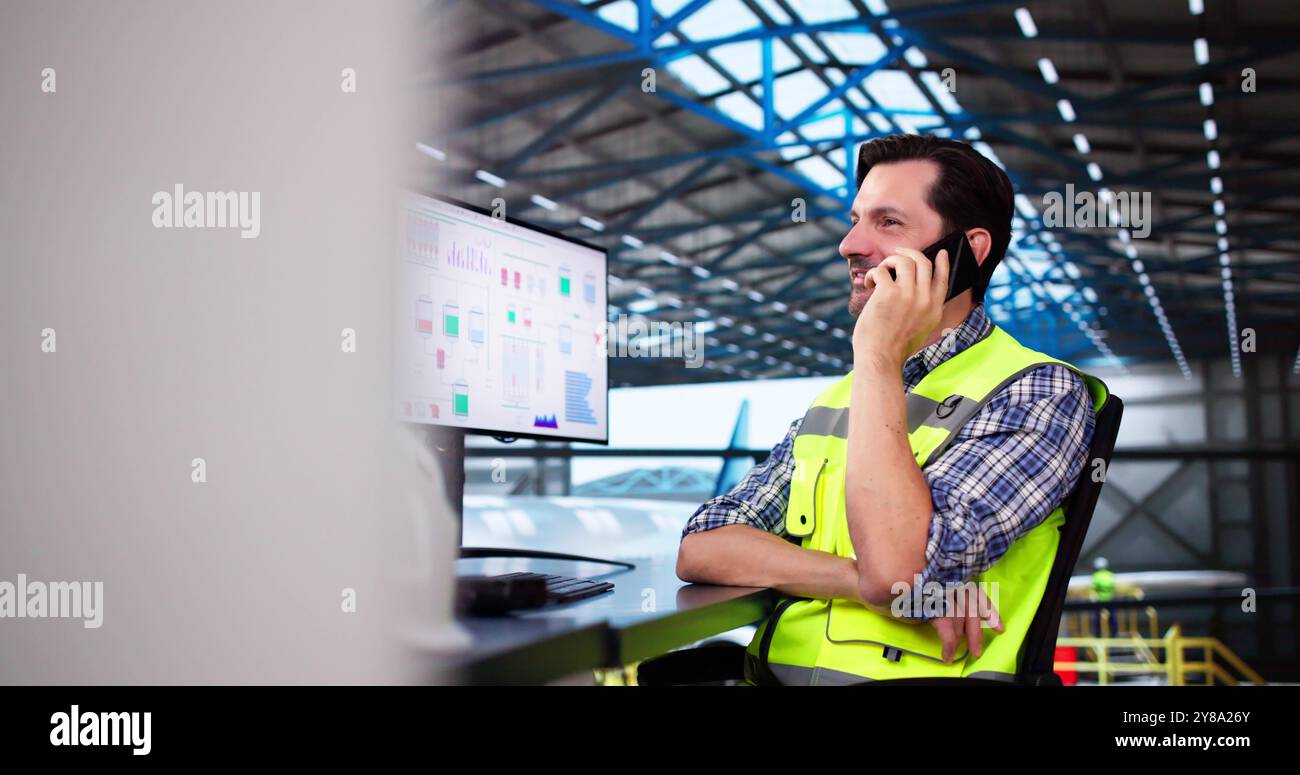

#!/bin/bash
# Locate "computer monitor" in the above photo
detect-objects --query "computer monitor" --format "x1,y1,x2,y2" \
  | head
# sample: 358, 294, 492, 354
396, 192, 609, 444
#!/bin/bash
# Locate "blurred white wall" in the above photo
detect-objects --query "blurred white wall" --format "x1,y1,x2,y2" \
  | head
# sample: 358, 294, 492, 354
0, 0, 457, 683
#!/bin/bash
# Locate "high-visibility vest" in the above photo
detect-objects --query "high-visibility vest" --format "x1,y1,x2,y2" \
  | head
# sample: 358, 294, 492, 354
1091, 568, 1116, 601
745, 324, 1108, 685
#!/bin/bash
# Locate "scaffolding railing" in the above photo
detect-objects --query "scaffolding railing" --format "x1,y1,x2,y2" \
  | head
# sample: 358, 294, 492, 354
1056, 624, 1267, 685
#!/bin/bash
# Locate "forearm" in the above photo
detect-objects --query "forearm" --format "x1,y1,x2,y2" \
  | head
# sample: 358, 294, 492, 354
677, 525, 861, 601
844, 351, 932, 603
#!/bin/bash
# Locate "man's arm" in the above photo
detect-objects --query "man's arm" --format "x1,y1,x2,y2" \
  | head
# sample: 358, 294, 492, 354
844, 248, 950, 605
917, 363, 1095, 587
844, 352, 933, 604
899, 364, 1093, 660
678, 526, 862, 601
676, 419, 863, 602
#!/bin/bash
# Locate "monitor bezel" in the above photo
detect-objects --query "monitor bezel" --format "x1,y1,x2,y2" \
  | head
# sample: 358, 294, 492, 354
399, 191, 611, 446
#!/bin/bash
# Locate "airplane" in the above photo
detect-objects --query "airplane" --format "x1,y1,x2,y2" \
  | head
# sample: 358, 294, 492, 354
461, 400, 753, 563
465, 400, 1248, 605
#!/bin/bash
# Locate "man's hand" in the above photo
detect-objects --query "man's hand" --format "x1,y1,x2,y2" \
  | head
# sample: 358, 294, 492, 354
851, 247, 950, 368
928, 583, 1004, 663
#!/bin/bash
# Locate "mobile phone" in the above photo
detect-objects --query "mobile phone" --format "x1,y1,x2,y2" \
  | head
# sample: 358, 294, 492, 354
921, 229, 980, 302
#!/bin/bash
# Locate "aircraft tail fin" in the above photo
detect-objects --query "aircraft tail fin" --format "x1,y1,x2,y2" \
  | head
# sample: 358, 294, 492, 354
711, 399, 751, 498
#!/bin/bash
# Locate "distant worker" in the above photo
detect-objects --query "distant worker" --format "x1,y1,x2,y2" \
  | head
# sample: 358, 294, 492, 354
1091, 557, 1115, 601
1091, 557, 1117, 636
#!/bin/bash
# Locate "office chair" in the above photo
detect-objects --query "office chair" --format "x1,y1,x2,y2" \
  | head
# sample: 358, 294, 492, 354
637, 394, 1124, 687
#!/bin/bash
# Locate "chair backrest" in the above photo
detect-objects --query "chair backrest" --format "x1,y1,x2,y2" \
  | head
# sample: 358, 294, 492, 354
1017, 394, 1124, 684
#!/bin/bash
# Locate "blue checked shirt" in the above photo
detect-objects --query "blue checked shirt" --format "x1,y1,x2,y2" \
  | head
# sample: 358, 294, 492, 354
682, 304, 1095, 596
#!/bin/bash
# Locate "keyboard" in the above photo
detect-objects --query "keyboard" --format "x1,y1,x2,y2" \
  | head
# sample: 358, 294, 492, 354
498, 572, 614, 604
456, 571, 614, 615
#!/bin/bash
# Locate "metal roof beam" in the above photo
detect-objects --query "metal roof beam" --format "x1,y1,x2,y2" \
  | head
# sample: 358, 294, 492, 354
493, 81, 628, 177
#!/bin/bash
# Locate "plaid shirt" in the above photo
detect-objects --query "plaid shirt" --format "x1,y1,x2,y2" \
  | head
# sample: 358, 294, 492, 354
682, 304, 1095, 597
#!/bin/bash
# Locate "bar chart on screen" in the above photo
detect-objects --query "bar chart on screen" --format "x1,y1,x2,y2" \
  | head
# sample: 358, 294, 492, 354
395, 193, 607, 441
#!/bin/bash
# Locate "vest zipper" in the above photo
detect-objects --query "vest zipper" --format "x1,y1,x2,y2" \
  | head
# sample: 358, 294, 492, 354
812, 457, 827, 549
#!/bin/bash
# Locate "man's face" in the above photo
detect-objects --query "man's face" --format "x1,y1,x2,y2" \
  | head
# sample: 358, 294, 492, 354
839, 159, 946, 317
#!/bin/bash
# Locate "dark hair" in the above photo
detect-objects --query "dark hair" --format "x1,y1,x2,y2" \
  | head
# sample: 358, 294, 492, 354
855, 134, 1014, 302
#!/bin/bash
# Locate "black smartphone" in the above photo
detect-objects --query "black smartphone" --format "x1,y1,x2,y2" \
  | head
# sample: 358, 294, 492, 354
921, 229, 979, 302
883, 230, 979, 301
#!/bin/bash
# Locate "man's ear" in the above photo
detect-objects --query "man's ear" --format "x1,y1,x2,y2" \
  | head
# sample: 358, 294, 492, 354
965, 227, 993, 267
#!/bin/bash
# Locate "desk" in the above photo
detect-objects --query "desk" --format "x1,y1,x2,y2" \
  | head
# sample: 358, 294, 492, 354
439, 556, 776, 685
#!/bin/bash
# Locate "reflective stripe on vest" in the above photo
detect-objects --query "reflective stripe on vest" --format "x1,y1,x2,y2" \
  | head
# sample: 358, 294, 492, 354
749, 325, 1108, 685
745, 651, 1018, 686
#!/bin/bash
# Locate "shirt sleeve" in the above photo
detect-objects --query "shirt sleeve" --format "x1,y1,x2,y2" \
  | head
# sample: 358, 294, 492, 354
681, 417, 802, 540
916, 363, 1095, 593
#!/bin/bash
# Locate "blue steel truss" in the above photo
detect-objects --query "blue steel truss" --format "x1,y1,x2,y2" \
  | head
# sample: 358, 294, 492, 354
431, 0, 1300, 386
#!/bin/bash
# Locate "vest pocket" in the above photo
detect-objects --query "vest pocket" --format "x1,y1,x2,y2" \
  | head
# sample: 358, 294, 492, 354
785, 455, 823, 539
819, 459, 848, 557
825, 598, 968, 665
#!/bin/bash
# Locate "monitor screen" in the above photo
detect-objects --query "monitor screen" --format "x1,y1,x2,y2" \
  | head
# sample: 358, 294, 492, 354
396, 193, 609, 443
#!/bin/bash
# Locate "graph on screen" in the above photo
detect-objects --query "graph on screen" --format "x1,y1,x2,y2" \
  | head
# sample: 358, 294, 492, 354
396, 193, 608, 442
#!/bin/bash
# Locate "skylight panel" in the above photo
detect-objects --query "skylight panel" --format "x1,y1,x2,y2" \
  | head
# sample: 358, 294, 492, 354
821, 32, 888, 65
920, 71, 962, 115
787, 0, 857, 23
795, 155, 847, 189
666, 55, 731, 96
678, 0, 761, 39
751, 0, 793, 24
710, 41, 763, 84
771, 39, 801, 71
866, 111, 892, 131
792, 34, 828, 63
863, 70, 931, 111
652, 0, 694, 15
795, 110, 847, 139
594, 0, 639, 32
714, 91, 765, 130
773, 69, 832, 120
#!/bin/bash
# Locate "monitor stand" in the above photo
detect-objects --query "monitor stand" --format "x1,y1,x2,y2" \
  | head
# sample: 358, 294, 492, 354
427, 425, 635, 572
459, 546, 634, 571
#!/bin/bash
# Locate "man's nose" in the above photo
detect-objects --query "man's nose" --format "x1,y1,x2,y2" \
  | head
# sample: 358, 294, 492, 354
839, 222, 874, 261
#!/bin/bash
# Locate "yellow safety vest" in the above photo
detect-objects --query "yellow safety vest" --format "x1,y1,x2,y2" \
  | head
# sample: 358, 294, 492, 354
745, 325, 1108, 685
1091, 568, 1116, 601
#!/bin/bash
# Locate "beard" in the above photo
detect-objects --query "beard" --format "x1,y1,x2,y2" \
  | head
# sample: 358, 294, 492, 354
848, 283, 870, 317
847, 258, 873, 317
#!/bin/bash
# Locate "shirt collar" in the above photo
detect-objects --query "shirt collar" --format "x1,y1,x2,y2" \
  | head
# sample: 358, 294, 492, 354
901, 304, 994, 390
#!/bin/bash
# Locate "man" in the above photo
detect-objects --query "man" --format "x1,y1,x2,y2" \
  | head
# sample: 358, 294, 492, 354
676, 134, 1105, 684
1091, 556, 1118, 636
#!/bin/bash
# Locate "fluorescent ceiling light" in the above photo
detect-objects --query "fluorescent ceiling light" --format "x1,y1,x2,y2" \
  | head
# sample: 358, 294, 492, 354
416, 142, 446, 161
1193, 38, 1209, 65
1037, 58, 1059, 84
1014, 8, 1038, 38
530, 194, 559, 211
474, 169, 507, 188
